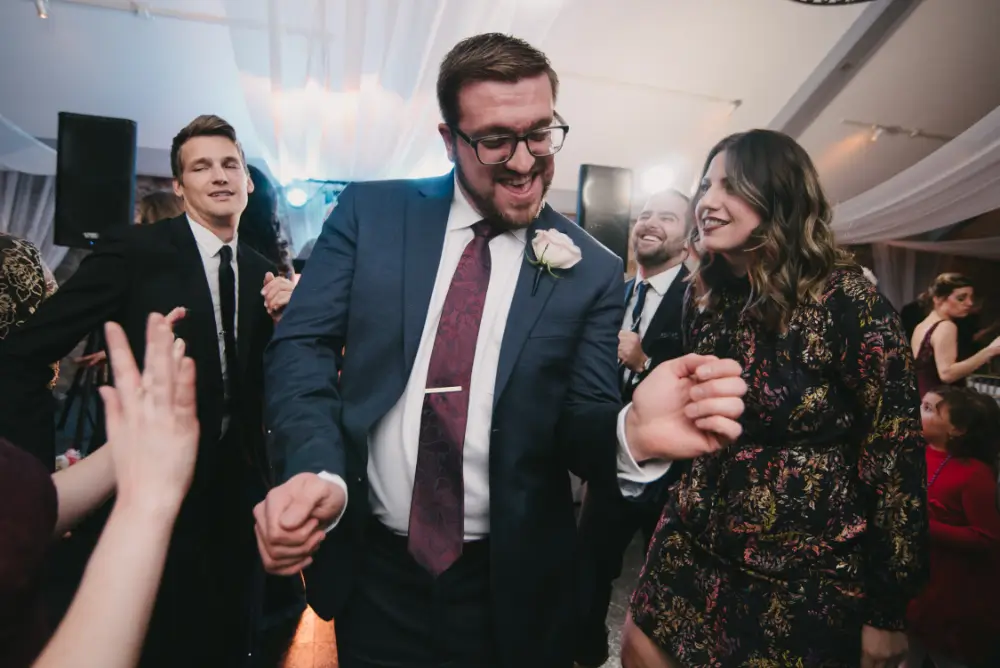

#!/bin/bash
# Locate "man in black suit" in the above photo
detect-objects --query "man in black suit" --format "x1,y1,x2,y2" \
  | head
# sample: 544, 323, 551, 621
0, 115, 294, 667
574, 189, 693, 668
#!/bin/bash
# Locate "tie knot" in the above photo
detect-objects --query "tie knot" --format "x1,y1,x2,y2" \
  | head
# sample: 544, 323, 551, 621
219, 244, 233, 264
471, 221, 502, 240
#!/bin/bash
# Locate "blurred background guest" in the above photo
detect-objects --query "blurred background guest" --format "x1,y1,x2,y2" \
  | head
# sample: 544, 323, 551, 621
911, 273, 1000, 399
0, 233, 59, 466
243, 165, 293, 278
136, 191, 184, 226
905, 386, 1000, 668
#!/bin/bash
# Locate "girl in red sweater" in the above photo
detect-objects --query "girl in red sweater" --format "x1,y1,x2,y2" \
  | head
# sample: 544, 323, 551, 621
905, 386, 1000, 667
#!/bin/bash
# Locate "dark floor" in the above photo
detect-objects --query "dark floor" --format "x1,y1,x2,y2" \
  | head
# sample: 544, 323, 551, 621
271, 536, 647, 668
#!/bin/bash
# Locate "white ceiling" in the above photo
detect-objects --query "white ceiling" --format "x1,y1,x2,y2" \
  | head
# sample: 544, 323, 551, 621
1, 0, 998, 210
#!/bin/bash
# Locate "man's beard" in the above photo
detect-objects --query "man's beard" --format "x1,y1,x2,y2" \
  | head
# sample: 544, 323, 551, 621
634, 239, 685, 268
455, 157, 549, 231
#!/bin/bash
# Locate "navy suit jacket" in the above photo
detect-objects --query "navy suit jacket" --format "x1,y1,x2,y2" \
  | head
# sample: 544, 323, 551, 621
264, 173, 625, 666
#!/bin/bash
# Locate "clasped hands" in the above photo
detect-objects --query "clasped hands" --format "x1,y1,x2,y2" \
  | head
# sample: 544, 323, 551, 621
254, 353, 747, 576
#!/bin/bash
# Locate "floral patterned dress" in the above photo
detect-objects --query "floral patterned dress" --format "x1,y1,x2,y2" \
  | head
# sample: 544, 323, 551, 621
0, 234, 58, 387
630, 268, 929, 667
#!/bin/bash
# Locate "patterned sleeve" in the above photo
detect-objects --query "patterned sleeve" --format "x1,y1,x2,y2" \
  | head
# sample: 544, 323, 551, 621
836, 271, 929, 630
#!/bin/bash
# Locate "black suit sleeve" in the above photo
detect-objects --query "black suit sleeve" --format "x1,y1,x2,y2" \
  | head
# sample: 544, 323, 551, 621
555, 256, 625, 490
0, 231, 132, 460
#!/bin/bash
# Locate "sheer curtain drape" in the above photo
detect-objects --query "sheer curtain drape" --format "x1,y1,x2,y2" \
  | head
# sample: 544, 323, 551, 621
870, 243, 944, 310
0, 113, 65, 269
0, 171, 66, 270
225, 0, 572, 184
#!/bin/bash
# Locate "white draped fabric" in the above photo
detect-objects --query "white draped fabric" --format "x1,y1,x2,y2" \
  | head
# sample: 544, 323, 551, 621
0, 115, 65, 267
224, 0, 571, 185
870, 243, 944, 310
832, 104, 1000, 245
0, 112, 56, 176
887, 237, 1000, 262
0, 171, 67, 269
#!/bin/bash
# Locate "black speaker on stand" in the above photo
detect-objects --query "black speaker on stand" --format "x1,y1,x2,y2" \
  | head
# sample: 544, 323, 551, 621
53, 112, 137, 452
576, 164, 633, 266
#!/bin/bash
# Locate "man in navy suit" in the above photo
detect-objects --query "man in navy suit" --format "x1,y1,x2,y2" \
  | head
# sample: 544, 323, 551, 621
254, 33, 747, 668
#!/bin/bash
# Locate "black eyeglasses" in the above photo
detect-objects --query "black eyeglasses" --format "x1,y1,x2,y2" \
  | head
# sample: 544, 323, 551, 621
450, 117, 570, 166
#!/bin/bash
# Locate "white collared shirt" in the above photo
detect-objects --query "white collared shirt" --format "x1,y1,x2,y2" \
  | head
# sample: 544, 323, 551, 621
321, 177, 667, 535
186, 216, 239, 431
623, 264, 683, 338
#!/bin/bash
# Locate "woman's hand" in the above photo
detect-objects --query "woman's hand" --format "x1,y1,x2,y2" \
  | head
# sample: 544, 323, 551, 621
98, 313, 198, 517
860, 625, 907, 668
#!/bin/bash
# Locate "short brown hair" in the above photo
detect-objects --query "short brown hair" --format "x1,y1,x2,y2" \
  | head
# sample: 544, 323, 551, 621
437, 33, 559, 128
170, 114, 247, 181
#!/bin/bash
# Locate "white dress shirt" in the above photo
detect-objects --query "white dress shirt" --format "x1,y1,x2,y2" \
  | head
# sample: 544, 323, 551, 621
623, 264, 683, 338
186, 216, 239, 432
321, 178, 666, 534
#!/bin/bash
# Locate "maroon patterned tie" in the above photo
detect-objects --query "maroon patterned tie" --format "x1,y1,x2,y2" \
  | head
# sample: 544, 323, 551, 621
407, 221, 501, 576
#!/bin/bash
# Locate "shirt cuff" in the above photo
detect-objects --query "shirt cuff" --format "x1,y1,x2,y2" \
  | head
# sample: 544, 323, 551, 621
616, 404, 671, 498
317, 471, 349, 532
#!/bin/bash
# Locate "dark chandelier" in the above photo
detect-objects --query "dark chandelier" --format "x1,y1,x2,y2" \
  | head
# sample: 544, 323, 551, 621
787, 0, 875, 5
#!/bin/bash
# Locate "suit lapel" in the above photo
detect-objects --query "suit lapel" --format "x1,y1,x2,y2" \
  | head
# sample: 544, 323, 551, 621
624, 277, 635, 305
642, 264, 688, 347
168, 217, 224, 388
402, 174, 454, 367
236, 244, 260, 374
493, 206, 561, 407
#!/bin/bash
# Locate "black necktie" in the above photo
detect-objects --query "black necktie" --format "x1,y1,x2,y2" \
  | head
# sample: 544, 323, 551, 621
630, 280, 649, 334
218, 244, 238, 399
620, 280, 649, 391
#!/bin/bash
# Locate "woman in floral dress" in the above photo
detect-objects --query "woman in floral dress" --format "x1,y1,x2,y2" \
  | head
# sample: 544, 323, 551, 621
620, 130, 929, 668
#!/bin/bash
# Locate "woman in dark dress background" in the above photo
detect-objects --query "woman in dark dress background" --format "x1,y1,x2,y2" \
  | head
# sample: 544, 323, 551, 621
911, 273, 1000, 399
621, 130, 928, 668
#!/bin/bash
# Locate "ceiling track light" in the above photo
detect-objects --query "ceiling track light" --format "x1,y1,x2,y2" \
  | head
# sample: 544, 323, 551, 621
34, 0, 49, 19
842, 119, 954, 143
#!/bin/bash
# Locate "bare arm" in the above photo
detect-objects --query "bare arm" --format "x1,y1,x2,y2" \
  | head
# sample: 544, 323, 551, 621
50, 445, 115, 536
33, 315, 198, 668
33, 503, 177, 668
931, 320, 997, 383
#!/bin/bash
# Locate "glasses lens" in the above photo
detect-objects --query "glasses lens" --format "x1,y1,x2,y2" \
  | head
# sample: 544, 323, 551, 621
475, 136, 517, 165
527, 127, 566, 156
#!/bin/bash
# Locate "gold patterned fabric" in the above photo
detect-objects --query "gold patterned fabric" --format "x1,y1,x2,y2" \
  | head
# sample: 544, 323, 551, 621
0, 233, 58, 386
630, 267, 929, 667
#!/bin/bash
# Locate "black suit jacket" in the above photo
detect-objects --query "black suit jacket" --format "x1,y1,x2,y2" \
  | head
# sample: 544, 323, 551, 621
622, 266, 690, 499
0, 215, 274, 505
623, 265, 689, 402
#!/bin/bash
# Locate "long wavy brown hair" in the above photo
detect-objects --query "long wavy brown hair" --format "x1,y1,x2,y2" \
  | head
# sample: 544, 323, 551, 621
689, 130, 856, 331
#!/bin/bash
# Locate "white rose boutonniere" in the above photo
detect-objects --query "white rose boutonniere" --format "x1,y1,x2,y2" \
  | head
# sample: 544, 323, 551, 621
527, 229, 582, 295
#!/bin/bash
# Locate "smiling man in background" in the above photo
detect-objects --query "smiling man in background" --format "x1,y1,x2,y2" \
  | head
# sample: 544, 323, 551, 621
574, 188, 693, 668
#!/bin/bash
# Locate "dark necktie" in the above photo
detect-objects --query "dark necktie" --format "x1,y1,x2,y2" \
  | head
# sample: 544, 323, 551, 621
218, 244, 238, 400
629, 280, 649, 334
620, 280, 649, 391
408, 221, 501, 576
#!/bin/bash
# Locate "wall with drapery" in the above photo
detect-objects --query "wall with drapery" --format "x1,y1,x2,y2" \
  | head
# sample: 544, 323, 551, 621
0, 112, 66, 270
